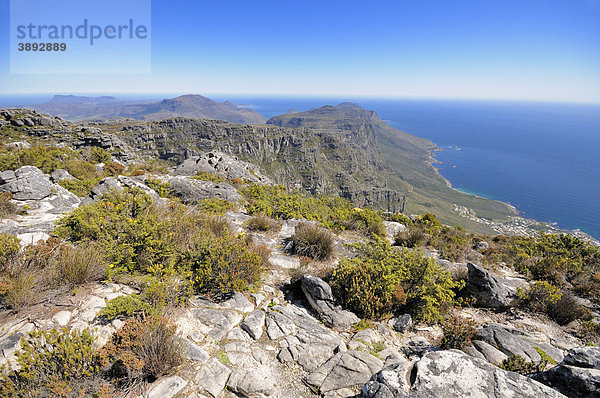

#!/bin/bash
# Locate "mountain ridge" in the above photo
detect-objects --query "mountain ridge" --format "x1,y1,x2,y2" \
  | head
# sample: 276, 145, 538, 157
28, 94, 266, 124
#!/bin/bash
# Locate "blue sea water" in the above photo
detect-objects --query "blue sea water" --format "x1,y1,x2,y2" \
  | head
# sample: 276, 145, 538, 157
216, 96, 600, 240
1, 94, 599, 239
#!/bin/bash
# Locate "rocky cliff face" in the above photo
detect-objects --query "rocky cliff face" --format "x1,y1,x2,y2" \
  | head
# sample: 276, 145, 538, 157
115, 116, 407, 211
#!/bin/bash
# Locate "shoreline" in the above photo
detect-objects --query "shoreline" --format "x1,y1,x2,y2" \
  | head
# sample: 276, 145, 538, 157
427, 147, 600, 245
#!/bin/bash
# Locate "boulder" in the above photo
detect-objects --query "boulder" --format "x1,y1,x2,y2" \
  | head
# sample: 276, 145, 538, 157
266, 304, 346, 372
50, 169, 75, 183
0, 166, 53, 200
241, 310, 266, 340
472, 339, 508, 364
160, 175, 241, 204
463, 262, 520, 308
362, 350, 567, 398
191, 308, 244, 340
147, 376, 188, 398
227, 370, 276, 397
195, 358, 232, 398
533, 364, 600, 398
474, 323, 542, 363
300, 274, 359, 331
389, 314, 412, 333
307, 350, 384, 393
564, 346, 600, 369
0, 170, 16, 184
85, 177, 123, 202
174, 151, 272, 185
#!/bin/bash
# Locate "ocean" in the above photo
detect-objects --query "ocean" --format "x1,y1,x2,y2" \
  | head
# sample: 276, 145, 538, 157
1, 94, 599, 239
215, 96, 600, 240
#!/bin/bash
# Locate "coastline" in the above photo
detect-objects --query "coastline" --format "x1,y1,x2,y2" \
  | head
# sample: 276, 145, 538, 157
427, 147, 600, 246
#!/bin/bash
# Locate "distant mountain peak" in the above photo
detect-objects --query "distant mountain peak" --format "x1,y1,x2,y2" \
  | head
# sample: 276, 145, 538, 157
29, 94, 266, 124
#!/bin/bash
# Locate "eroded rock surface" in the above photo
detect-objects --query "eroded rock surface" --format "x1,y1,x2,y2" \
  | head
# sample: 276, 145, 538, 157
363, 350, 567, 398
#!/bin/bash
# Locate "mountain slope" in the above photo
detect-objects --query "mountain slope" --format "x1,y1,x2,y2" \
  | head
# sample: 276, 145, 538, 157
29, 94, 266, 124
268, 103, 515, 227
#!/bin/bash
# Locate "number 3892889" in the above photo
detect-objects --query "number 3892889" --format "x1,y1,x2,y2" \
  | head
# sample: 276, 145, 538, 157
18, 43, 67, 51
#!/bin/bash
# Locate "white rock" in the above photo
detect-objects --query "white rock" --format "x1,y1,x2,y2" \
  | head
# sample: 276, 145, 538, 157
52, 310, 72, 327
195, 358, 232, 398
147, 376, 188, 398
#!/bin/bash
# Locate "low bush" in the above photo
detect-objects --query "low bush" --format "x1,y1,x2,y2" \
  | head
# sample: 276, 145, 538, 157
58, 178, 102, 197
519, 280, 562, 313
499, 355, 546, 375
100, 317, 184, 386
145, 177, 176, 199
0, 234, 39, 310
441, 315, 477, 349
0, 328, 102, 397
547, 290, 592, 325
54, 244, 106, 285
184, 234, 266, 295
196, 198, 235, 215
331, 240, 462, 323
346, 208, 386, 237
395, 226, 427, 248
0, 233, 20, 269
192, 171, 226, 183
99, 294, 155, 321
245, 214, 280, 232
290, 223, 335, 261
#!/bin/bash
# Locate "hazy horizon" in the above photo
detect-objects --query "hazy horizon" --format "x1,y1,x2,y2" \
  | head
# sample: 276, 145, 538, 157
1, 0, 599, 104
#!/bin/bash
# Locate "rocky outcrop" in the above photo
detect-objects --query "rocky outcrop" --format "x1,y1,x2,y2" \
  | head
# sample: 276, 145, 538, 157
0, 166, 53, 200
307, 350, 384, 393
300, 275, 359, 331
564, 346, 600, 369
474, 322, 564, 364
533, 347, 600, 398
159, 175, 242, 204
463, 262, 523, 308
362, 350, 567, 398
174, 151, 273, 185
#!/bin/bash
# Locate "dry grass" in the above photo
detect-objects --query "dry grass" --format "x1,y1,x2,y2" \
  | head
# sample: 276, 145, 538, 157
290, 223, 335, 261
0, 192, 16, 218
54, 244, 106, 285
245, 214, 280, 232
395, 226, 427, 248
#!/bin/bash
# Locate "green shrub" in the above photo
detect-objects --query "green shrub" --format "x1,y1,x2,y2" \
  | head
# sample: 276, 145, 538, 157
0, 328, 102, 397
519, 280, 562, 313
242, 184, 353, 229
196, 198, 235, 215
145, 177, 176, 198
499, 355, 545, 374
192, 171, 226, 183
0, 192, 16, 218
347, 208, 385, 237
441, 315, 477, 349
58, 177, 102, 197
99, 294, 155, 321
55, 188, 173, 273
290, 223, 335, 260
184, 234, 266, 295
88, 147, 112, 164
245, 214, 280, 232
0, 233, 20, 269
332, 240, 462, 323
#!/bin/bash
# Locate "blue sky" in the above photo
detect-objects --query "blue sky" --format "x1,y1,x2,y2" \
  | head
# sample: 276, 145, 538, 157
1, 0, 599, 103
